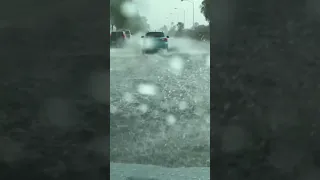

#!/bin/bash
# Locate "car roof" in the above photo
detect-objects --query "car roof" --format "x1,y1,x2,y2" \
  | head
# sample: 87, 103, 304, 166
117, 29, 130, 31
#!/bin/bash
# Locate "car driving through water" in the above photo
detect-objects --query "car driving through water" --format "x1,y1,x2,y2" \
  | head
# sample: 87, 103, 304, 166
110, 31, 128, 48
141, 31, 169, 54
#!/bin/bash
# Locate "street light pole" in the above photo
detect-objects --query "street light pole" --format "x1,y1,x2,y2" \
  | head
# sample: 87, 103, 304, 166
174, 8, 186, 25
181, 0, 194, 27
184, 10, 186, 25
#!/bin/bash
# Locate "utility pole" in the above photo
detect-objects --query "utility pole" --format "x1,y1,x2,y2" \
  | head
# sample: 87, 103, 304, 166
181, 0, 194, 27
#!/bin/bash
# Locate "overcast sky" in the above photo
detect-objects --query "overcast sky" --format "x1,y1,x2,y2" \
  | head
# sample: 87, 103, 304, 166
134, 0, 208, 29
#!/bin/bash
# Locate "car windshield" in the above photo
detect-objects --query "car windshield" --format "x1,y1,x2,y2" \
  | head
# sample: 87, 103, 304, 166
110, 0, 210, 179
146, 32, 165, 37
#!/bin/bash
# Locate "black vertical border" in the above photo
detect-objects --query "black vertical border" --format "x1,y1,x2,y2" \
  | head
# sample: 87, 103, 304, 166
107, 0, 111, 178
0, 0, 110, 179
209, 0, 213, 179
209, 14, 214, 180
210, 0, 319, 179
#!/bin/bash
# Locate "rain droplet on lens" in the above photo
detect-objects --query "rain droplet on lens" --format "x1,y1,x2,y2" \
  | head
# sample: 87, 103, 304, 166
138, 104, 148, 113
205, 54, 210, 67
169, 56, 184, 75
166, 114, 176, 125
110, 105, 117, 114
120, 1, 138, 17
123, 92, 134, 103
178, 101, 188, 110
137, 84, 157, 96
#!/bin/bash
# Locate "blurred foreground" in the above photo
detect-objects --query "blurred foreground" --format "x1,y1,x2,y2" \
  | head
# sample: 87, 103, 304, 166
110, 37, 210, 167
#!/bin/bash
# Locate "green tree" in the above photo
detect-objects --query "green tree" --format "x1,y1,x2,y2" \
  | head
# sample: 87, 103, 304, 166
193, 22, 200, 29
110, 0, 129, 29
175, 22, 185, 37
126, 15, 150, 33
200, 0, 210, 22
110, 0, 150, 33
177, 22, 185, 32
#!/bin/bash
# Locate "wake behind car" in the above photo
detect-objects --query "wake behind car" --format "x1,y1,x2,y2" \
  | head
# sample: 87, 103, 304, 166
110, 31, 127, 48
141, 31, 169, 53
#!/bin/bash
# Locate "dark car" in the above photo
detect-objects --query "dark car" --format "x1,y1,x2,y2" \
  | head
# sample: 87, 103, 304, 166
110, 31, 127, 48
141, 31, 169, 53
124, 30, 132, 39
116, 29, 131, 39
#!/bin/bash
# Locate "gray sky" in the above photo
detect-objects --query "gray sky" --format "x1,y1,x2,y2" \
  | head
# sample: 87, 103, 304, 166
134, 0, 208, 29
